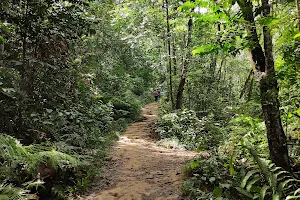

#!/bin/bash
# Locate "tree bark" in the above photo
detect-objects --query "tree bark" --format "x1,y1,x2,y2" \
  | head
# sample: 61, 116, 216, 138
172, 35, 177, 75
238, 0, 266, 72
175, 18, 192, 109
296, 0, 300, 30
261, 0, 290, 171
165, 0, 174, 109
238, 0, 290, 171
240, 69, 254, 99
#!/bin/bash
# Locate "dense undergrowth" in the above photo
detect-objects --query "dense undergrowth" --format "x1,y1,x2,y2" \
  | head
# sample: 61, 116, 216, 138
154, 0, 300, 199
157, 83, 300, 199
1, 0, 299, 199
156, 25, 299, 198
0, 0, 155, 199
0, 92, 143, 199
157, 98, 300, 199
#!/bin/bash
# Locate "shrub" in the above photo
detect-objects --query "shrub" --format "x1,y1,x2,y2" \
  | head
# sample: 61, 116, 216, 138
157, 109, 224, 150
183, 153, 243, 200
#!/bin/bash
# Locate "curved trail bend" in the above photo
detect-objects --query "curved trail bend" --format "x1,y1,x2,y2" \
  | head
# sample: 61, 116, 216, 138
85, 103, 197, 200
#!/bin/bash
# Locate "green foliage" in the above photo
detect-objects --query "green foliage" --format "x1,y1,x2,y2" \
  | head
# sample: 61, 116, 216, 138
0, 134, 84, 198
236, 145, 300, 200
221, 113, 268, 157
159, 0, 300, 199
157, 109, 224, 150
182, 153, 242, 200
0, 0, 299, 199
0, 183, 28, 200
0, 0, 154, 198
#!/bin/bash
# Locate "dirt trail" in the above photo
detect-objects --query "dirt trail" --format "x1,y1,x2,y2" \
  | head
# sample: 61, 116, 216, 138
85, 103, 197, 200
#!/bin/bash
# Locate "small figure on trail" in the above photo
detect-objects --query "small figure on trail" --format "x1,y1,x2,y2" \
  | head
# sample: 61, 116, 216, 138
153, 89, 159, 102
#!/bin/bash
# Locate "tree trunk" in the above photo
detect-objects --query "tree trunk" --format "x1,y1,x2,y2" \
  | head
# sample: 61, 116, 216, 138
238, 0, 290, 171
165, 0, 174, 109
172, 35, 177, 75
296, 0, 300, 30
240, 69, 254, 99
206, 55, 217, 95
261, 0, 290, 171
175, 18, 193, 109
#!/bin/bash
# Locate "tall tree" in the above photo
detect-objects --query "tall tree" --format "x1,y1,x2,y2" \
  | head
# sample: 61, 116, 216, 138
176, 18, 192, 109
296, 0, 300, 30
237, 0, 290, 171
165, 0, 174, 109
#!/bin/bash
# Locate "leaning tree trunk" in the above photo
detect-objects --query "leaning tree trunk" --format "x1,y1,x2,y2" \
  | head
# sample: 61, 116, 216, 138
238, 0, 290, 171
175, 18, 192, 109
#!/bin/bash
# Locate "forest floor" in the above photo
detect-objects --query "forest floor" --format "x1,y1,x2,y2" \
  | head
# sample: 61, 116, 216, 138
84, 102, 197, 200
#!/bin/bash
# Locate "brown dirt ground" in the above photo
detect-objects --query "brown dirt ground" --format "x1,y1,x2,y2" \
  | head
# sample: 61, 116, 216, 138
83, 103, 197, 200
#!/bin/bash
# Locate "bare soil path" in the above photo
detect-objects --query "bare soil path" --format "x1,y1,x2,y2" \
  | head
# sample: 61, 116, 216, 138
85, 103, 197, 200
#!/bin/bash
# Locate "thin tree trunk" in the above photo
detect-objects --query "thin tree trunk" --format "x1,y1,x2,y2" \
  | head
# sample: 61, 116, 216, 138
296, 0, 300, 30
206, 55, 217, 95
187, 79, 191, 110
175, 18, 192, 109
165, 0, 174, 109
216, 58, 225, 91
240, 69, 254, 99
172, 36, 177, 75
238, 0, 290, 171
247, 73, 254, 101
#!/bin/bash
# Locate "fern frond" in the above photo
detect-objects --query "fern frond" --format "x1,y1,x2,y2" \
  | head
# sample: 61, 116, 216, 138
0, 183, 29, 200
241, 169, 261, 188
237, 140, 300, 200
37, 150, 81, 169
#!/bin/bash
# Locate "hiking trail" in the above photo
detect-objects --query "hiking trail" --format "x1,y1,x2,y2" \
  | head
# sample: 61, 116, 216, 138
84, 103, 197, 200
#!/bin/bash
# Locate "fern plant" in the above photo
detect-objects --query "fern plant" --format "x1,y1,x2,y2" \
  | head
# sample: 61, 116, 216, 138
0, 134, 81, 175
236, 142, 300, 200
0, 134, 82, 199
0, 183, 28, 200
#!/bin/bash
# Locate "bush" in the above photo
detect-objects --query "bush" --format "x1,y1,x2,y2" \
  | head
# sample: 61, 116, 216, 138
183, 153, 243, 200
157, 109, 224, 150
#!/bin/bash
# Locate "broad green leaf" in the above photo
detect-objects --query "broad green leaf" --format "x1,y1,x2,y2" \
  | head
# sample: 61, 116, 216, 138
0, 36, 5, 42
278, 179, 299, 195
213, 186, 223, 197
246, 176, 261, 192
235, 187, 254, 198
272, 194, 280, 200
0, 195, 9, 200
241, 169, 261, 188
263, 17, 279, 26
274, 170, 291, 181
192, 44, 215, 55
178, 1, 196, 12
296, 108, 300, 116
260, 185, 270, 200
294, 188, 300, 196
190, 160, 199, 169
286, 196, 300, 200
293, 33, 300, 39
